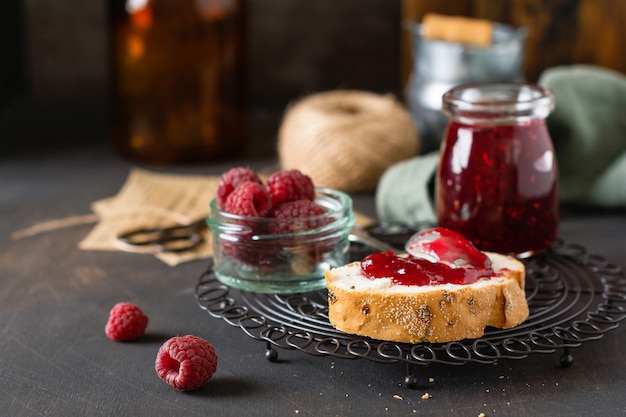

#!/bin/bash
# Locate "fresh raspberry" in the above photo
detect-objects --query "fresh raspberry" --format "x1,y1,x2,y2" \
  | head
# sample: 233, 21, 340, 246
223, 181, 272, 217
216, 167, 262, 209
105, 302, 148, 342
155, 335, 218, 392
220, 181, 272, 264
270, 199, 327, 234
266, 169, 315, 207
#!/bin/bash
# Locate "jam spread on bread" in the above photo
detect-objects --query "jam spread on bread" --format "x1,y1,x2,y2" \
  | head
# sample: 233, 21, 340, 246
361, 227, 493, 286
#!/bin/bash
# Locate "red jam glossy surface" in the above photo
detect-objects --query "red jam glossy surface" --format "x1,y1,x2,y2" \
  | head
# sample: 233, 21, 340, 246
406, 227, 492, 269
437, 119, 559, 254
361, 228, 493, 286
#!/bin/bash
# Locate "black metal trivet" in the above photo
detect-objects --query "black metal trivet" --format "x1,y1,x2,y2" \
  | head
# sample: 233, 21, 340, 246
195, 237, 626, 388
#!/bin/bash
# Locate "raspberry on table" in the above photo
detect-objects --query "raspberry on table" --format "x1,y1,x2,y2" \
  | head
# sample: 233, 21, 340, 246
266, 169, 315, 207
223, 181, 272, 217
216, 167, 262, 209
155, 335, 218, 392
270, 199, 327, 234
105, 302, 148, 342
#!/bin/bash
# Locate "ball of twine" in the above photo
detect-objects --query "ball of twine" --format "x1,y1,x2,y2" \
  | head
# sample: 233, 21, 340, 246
278, 90, 420, 193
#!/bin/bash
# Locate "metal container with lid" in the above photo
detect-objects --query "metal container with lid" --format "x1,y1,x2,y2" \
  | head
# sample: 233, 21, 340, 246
405, 21, 528, 152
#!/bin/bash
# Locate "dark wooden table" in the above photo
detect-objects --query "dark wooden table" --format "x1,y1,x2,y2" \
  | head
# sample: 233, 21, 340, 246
1, 127, 625, 417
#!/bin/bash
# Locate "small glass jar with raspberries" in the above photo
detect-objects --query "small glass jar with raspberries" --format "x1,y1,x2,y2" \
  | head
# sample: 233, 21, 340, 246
207, 167, 355, 293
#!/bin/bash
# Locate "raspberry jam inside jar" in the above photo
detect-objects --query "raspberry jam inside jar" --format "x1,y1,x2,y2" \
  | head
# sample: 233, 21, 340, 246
436, 83, 558, 255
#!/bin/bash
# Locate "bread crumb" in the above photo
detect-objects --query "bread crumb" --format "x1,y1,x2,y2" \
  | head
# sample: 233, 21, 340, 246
428, 377, 435, 383
393, 394, 403, 400
478, 413, 486, 417
295, 410, 300, 414
421, 393, 431, 400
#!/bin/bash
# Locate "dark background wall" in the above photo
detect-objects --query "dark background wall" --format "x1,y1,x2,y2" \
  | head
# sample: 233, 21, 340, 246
7, 1, 402, 102
0, 0, 401, 157
1, 0, 624, 157
0, 1, 27, 111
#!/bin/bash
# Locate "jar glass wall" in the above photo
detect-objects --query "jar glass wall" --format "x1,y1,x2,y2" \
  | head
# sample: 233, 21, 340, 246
207, 187, 355, 293
436, 83, 558, 256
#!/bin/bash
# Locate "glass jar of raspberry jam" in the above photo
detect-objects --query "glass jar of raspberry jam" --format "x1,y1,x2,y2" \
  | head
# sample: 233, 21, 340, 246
436, 83, 558, 256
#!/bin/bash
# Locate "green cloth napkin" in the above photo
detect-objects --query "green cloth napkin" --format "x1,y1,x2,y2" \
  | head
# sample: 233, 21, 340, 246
376, 152, 438, 224
376, 65, 626, 226
541, 65, 626, 205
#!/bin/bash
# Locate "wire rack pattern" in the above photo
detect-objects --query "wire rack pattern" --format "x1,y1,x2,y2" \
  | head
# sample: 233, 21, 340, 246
196, 239, 626, 372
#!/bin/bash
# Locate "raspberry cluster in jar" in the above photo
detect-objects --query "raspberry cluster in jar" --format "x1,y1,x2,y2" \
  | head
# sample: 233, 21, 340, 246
217, 167, 329, 233
215, 167, 334, 267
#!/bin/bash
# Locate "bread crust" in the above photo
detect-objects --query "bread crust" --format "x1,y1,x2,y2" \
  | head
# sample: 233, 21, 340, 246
325, 252, 528, 344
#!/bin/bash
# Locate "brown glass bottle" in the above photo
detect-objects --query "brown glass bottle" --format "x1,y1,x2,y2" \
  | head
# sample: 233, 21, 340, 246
108, 0, 246, 164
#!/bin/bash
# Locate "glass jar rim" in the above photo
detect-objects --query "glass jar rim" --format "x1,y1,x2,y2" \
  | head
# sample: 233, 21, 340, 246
206, 187, 354, 238
442, 82, 555, 125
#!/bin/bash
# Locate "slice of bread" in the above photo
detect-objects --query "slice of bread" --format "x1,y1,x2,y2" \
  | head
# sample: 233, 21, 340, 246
325, 252, 528, 344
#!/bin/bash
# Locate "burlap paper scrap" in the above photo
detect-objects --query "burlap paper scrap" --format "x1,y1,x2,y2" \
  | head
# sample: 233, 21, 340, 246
79, 168, 219, 266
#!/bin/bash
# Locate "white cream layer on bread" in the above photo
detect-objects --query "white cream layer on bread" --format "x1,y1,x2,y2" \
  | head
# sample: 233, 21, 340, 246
328, 252, 522, 294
